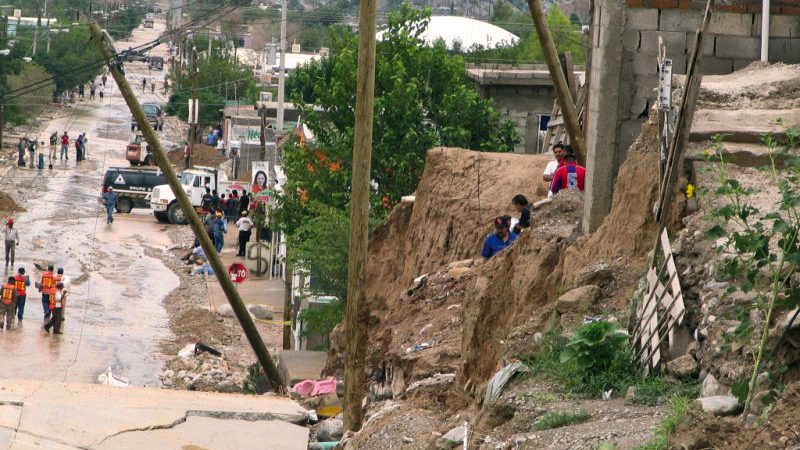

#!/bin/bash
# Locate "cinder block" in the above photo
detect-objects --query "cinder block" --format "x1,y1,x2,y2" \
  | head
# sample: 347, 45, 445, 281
634, 74, 659, 98
700, 57, 734, 75
668, 55, 688, 74
733, 58, 758, 71
702, 34, 716, 56
752, 14, 800, 38
633, 52, 659, 75
707, 12, 755, 37
623, 29, 641, 51
640, 30, 687, 53
627, 8, 659, 31
659, 8, 704, 33
769, 37, 800, 63
714, 35, 760, 59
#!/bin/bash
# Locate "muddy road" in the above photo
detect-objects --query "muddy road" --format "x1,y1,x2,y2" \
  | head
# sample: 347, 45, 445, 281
0, 20, 182, 386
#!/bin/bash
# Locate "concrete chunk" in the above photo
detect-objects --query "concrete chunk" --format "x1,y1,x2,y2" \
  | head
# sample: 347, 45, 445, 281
278, 350, 328, 387
697, 396, 742, 416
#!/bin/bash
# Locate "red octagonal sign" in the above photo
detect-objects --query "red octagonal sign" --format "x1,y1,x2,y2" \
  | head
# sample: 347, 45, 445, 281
228, 262, 248, 283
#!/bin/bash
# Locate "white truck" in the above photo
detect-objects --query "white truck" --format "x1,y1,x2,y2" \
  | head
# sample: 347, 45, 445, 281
150, 166, 233, 224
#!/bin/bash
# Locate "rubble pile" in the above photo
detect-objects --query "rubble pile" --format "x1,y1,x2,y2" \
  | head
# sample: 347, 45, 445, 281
160, 351, 245, 393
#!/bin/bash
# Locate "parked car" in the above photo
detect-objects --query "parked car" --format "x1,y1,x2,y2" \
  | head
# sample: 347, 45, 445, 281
132, 103, 164, 131
149, 56, 164, 71
102, 167, 167, 213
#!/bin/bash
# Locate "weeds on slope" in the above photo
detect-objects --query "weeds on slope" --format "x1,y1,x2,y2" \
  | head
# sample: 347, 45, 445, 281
634, 396, 693, 450
534, 409, 590, 431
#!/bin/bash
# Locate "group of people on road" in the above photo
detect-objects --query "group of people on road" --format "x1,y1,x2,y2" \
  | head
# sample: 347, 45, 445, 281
0, 219, 70, 335
481, 143, 586, 260
16, 131, 89, 172
73, 75, 107, 102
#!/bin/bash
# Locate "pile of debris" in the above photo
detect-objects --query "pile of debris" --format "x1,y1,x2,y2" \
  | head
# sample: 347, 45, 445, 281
160, 344, 245, 393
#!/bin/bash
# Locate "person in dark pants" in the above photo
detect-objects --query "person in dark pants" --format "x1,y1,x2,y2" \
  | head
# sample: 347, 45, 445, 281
39, 265, 55, 319
235, 211, 255, 257
13, 267, 29, 323
43, 282, 65, 334
102, 187, 117, 224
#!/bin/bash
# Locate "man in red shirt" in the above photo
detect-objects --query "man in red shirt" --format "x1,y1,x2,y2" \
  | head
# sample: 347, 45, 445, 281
550, 153, 586, 195
60, 131, 70, 161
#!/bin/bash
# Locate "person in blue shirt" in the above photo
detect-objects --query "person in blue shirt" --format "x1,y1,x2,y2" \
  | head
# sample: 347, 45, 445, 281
481, 215, 518, 259
207, 130, 218, 146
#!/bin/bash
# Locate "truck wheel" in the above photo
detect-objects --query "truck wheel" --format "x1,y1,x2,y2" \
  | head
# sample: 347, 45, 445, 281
116, 198, 133, 214
144, 155, 153, 166
154, 211, 169, 223
167, 202, 188, 225
131, 123, 136, 131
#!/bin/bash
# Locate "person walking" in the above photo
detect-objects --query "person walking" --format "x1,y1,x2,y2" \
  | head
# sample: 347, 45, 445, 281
102, 187, 118, 224
142, 77, 147, 91
239, 190, 250, 213
17, 138, 26, 167
0, 277, 18, 330
4, 218, 19, 268
60, 131, 70, 160
75, 134, 84, 162
150, 82, 155, 94
183, 142, 191, 169
43, 282, 65, 334
78, 83, 84, 99
38, 265, 55, 319
99, 84, 105, 100
235, 211, 254, 257
101, 74, 107, 87
89, 81, 96, 99
49, 132, 58, 164
212, 211, 227, 253
27, 140, 36, 169
13, 267, 29, 323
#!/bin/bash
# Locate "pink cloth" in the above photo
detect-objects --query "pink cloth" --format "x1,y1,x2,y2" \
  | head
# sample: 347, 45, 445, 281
291, 377, 337, 396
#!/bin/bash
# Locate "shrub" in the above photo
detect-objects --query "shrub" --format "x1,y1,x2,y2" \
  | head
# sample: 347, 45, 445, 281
534, 409, 589, 431
559, 321, 636, 396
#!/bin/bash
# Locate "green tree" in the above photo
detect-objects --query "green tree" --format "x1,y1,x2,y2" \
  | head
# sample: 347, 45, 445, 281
5, 63, 54, 125
493, 0, 517, 23
282, 3, 517, 220
33, 27, 104, 93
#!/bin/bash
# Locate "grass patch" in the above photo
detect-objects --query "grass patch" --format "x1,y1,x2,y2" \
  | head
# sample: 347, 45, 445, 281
634, 396, 693, 450
534, 409, 590, 431
630, 377, 700, 406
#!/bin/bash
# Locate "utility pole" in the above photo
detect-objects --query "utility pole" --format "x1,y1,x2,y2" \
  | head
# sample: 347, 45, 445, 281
276, 0, 287, 131
526, 0, 586, 165
0, 100, 4, 152
89, 21, 285, 391
190, 47, 198, 156
342, 0, 377, 433
283, 263, 292, 349
31, 23, 38, 56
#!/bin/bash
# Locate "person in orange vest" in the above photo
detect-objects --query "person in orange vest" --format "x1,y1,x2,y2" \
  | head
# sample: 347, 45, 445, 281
38, 265, 55, 319
0, 276, 19, 329
43, 282, 64, 334
13, 267, 30, 323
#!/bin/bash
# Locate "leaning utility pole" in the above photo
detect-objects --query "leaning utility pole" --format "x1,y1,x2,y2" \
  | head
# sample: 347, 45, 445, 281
526, 0, 586, 165
342, 0, 377, 432
276, 0, 287, 131
189, 47, 198, 155
89, 21, 285, 391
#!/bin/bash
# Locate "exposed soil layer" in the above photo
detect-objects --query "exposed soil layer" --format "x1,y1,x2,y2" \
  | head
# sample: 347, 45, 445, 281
167, 143, 228, 169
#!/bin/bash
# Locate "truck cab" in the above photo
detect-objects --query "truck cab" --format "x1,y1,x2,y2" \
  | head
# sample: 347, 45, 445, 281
150, 167, 232, 224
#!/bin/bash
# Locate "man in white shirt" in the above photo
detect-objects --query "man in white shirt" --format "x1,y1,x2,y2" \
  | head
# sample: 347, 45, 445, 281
543, 143, 568, 198
235, 211, 255, 257
4, 218, 19, 268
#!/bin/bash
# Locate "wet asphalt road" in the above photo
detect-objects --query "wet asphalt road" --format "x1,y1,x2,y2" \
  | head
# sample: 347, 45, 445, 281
0, 20, 181, 386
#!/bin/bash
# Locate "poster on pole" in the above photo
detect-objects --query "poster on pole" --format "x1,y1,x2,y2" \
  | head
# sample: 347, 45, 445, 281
251, 161, 270, 199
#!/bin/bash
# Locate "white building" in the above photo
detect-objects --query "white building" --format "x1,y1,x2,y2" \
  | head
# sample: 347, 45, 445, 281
377, 15, 519, 50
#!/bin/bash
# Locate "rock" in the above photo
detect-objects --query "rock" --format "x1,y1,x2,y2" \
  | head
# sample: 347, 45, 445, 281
666, 354, 699, 378
440, 425, 465, 446
247, 304, 273, 320
447, 267, 473, 279
419, 323, 433, 335
400, 437, 414, 444
668, 325, 694, 359
625, 386, 637, 400
317, 418, 344, 442
216, 303, 234, 317
702, 374, 725, 397
556, 285, 601, 313
573, 264, 613, 287
696, 396, 742, 416
446, 259, 474, 270
780, 308, 800, 330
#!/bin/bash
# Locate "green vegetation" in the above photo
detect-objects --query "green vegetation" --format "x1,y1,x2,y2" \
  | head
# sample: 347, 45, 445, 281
242, 363, 270, 394
702, 127, 800, 419
533, 409, 589, 431
634, 396, 693, 450
464, 0, 587, 65
558, 321, 636, 396
5, 63, 54, 124
165, 41, 259, 127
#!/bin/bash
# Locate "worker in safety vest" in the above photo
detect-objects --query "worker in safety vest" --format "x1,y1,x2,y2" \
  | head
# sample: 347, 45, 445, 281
38, 265, 55, 319
43, 282, 64, 334
13, 267, 30, 323
0, 276, 19, 329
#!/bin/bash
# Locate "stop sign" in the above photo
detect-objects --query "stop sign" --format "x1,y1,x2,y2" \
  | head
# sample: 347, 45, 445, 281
228, 262, 248, 283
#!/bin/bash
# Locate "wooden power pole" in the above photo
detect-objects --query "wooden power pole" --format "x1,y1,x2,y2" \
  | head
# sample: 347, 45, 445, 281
89, 21, 285, 391
526, 0, 586, 165
342, 0, 378, 432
